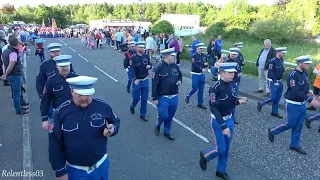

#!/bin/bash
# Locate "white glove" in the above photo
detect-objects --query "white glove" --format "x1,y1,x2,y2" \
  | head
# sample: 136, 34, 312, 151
125, 68, 129, 72
146, 65, 151, 70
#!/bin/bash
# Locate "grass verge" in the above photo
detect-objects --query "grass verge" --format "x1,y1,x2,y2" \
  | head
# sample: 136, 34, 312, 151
181, 35, 320, 83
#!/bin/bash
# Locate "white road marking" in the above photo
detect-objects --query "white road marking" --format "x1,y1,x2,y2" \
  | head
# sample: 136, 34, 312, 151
69, 47, 76, 52
78, 54, 88, 62
94, 66, 119, 83
146, 101, 209, 143
73, 45, 209, 143
57, 39, 67, 46
22, 53, 33, 180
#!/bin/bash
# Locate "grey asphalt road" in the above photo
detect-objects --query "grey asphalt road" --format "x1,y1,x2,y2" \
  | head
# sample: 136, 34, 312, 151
0, 38, 319, 180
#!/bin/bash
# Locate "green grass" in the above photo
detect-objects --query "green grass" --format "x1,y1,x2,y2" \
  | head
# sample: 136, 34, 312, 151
181, 34, 320, 66
180, 34, 320, 85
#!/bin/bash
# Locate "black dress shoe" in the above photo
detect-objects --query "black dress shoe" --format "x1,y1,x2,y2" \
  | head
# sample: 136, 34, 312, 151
3, 80, 10, 86
289, 147, 307, 155
305, 117, 311, 129
216, 171, 230, 180
306, 106, 316, 111
21, 86, 26, 93
257, 102, 262, 112
154, 126, 160, 135
164, 134, 175, 140
199, 151, 207, 171
318, 129, 320, 133
268, 128, 274, 143
130, 107, 134, 114
197, 104, 207, 109
185, 96, 189, 104
16, 111, 30, 115
140, 116, 148, 121
233, 120, 239, 124
271, 113, 283, 119
126, 87, 130, 93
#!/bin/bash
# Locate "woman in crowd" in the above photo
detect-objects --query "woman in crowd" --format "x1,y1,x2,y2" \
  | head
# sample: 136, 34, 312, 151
169, 36, 180, 64
176, 37, 183, 66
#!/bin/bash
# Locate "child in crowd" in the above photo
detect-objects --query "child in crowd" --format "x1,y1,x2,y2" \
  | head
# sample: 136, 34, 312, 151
87, 35, 95, 49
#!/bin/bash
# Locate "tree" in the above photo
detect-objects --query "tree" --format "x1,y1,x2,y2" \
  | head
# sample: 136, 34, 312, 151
151, 20, 174, 34
1, 3, 16, 15
34, 4, 51, 24
0, 3, 16, 24
275, 0, 291, 13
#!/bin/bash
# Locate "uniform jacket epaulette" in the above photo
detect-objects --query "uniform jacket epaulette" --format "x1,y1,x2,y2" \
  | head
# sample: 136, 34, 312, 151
55, 100, 71, 113
154, 61, 163, 69
47, 73, 57, 81
211, 81, 220, 89
93, 97, 109, 105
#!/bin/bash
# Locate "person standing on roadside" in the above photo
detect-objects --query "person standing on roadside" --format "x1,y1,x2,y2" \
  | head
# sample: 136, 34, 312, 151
0, 30, 10, 86
1, 35, 29, 115
254, 39, 276, 97
189, 36, 200, 57
214, 35, 223, 59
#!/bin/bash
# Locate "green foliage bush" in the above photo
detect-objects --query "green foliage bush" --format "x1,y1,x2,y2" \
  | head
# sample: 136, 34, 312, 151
224, 27, 248, 39
248, 18, 310, 44
151, 20, 174, 34
205, 22, 248, 40
204, 22, 226, 38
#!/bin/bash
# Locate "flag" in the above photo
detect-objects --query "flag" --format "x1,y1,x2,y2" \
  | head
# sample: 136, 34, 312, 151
52, 19, 57, 28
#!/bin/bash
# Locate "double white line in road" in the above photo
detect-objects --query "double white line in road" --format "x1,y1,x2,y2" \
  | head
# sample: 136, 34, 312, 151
58, 39, 210, 143
22, 53, 33, 180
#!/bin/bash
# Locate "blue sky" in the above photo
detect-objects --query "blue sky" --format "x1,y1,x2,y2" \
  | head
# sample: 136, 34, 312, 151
3, 0, 275, 8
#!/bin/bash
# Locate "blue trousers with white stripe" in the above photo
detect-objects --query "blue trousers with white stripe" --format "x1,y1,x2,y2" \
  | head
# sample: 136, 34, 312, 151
259, 81, 283, 114
187, 74, 205, 105
127, 68, 133, 90
131, 79, 149, 116
270, 100, 305, 148
203, 117, 234, 173
306, 113, 320, 130
156, 95, 178, 135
